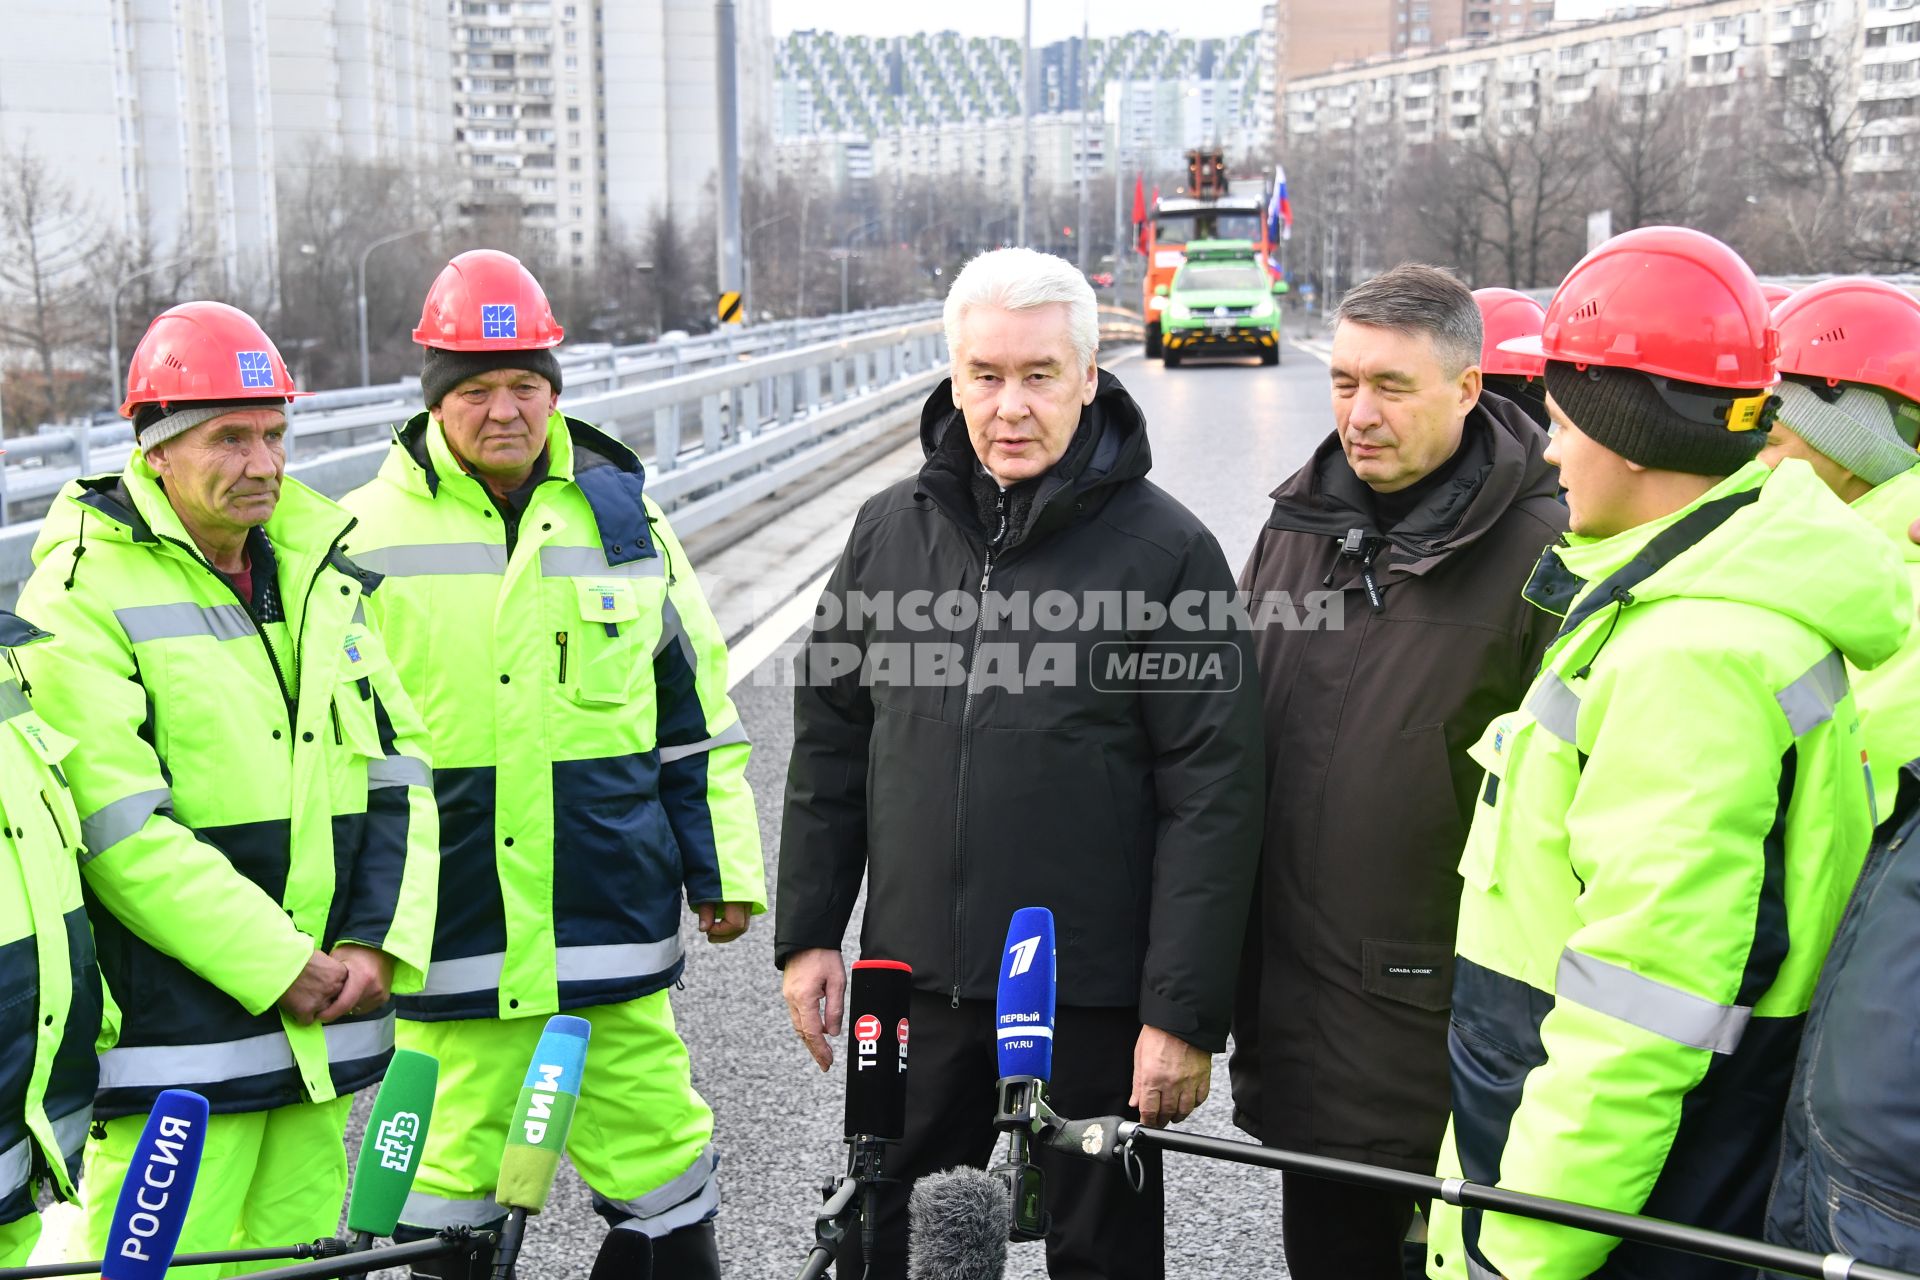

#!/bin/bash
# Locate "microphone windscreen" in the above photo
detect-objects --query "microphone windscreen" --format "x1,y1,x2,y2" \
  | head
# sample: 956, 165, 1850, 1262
994, 906, 1056, 1083
347, 1048, 440, 1236
102, 1088, 210, 1280
496, 1014, 591, 1212
906, 1167, 1010, 1280
844, 958, 912, 1141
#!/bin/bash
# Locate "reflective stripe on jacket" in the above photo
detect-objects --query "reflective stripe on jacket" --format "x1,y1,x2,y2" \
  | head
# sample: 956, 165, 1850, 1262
0, 612, 107, 1215
1427, 460, 1911, 1280
15, 462, 439, 1119
340, 412, 763, 1022
1848, 462, 1920, 822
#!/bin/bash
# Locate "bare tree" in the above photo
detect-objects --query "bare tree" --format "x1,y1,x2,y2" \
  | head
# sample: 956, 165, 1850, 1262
0, 142, 104, 429
273, 153, 459, 388
1394, 137, 1489, 283
1588, 87, 1720, 230
1460, 113, 1594, 287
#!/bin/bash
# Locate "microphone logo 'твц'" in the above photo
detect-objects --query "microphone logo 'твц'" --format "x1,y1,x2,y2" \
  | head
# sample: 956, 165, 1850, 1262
856, 1013, 882, 1072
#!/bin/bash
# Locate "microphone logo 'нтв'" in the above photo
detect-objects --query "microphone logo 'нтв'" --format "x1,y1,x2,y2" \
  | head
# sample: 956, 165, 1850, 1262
375, 1112, 422, 1172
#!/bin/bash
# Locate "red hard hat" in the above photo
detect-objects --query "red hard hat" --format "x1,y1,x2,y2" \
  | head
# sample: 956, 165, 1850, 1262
1500, 226, 1777, 390
1759, 282, 1796, 308
413, 249, 564, 351
1773, 276, 1920, 404
1473, 288, 1547, 379
120, 301, 302, 419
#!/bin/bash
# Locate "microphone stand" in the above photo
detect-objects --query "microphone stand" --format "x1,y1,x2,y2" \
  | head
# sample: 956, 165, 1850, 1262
990, 1076, 1050, 1242
1029, 1104, 1920, 1280
341, 1230, 376, 1280
0, 1238, 355, 1279
490, 1207, 529, 1280
794, 1169, 862, 1280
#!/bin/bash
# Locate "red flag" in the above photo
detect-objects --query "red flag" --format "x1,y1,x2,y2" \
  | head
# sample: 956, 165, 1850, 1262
1131, 174, 1147, 255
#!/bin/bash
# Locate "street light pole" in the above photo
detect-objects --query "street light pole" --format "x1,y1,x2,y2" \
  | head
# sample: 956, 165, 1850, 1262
1019, 0, 1033, 247
1077, 1, 1091, 273
743, 212, 791, 325
357, 227, 432, 387
716, 0, 745, 312
108, 257, 198, 397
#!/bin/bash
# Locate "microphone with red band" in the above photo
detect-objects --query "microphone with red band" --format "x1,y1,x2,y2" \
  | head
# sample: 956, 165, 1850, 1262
846, 958, 911, 1142
795, 958, 913, 1280
992, 907, 1056, 1242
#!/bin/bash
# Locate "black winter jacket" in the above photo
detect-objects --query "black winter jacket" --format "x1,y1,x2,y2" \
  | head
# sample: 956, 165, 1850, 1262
775, 370, 1264, 1051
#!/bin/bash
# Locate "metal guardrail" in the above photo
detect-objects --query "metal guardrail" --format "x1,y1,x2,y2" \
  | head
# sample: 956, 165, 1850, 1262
0, 305, 1146, 610
0, 302, 943, 526
0, 316, 950, 608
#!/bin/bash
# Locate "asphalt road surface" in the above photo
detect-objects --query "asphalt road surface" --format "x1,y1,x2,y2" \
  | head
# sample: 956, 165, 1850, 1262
347, 334, 1339, 1279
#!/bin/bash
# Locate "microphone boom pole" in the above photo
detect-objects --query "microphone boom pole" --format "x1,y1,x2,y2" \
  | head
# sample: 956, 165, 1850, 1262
1041, 1113, 1920, 1280
0, 1240, 352, 1280
232, 1231, 499, 1280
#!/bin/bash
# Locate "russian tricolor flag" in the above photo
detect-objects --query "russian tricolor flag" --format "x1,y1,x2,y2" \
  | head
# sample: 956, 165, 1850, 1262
1267, 165, 1293, 245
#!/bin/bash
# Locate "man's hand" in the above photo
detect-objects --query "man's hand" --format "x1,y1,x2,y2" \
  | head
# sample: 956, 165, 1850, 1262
1130, 1025, 1212, 1128
696, 901, 752, 944
781, 948, 846, 1072
319, 943, 397, 1023
279, 950, 348, 1026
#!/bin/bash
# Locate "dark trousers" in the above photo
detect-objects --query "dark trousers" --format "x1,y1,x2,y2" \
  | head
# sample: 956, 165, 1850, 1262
835, 990, 1165, 1280
1280, 1172, 1426, 1280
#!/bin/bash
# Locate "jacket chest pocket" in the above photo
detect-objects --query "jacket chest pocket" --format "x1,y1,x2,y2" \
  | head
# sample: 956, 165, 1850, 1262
1458, 712, 1524, 893
330, 629, 389, 764
6, 715, 84, 861
564, 579, 661, 706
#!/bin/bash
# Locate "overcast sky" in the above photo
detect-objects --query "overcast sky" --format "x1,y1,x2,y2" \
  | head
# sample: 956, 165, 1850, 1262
770, 0, 1266, 43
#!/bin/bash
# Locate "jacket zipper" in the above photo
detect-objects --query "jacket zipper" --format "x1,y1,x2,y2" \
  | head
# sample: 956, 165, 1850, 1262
555, 631, 570, 683
949, 490, 1010, 1007
159, 519, 353, 735
39, 791, 73, 850
161, 535, 298, 724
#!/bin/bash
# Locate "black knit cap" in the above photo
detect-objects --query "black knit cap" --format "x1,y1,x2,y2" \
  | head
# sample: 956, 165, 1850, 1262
421, 346, 564, 410
1545, 361, 1769, 476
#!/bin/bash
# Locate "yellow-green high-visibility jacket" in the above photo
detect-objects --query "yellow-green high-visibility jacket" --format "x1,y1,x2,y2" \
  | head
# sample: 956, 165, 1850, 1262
15, 459, 439, 1119
1850, 462, 1920, 823
1429, 460, 1911, 1280
0, 612, 111, 1218
339, 412, 763, 1022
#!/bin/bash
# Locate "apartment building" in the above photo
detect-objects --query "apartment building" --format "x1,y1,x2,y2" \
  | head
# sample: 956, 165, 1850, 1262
452, 0, 772, 266
0, 0, 451, 294
1283, 0, 1908, 175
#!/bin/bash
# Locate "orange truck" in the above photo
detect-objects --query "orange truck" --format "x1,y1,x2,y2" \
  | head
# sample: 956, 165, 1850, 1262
1142, 148, 1275, 358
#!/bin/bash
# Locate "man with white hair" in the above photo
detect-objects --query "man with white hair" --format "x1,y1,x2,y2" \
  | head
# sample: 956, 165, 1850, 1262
776, 248, 1263, 1279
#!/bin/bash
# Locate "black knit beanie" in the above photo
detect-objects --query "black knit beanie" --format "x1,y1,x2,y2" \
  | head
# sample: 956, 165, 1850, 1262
421, 345, 564, 409
1545, 361, 1769, 476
